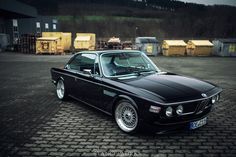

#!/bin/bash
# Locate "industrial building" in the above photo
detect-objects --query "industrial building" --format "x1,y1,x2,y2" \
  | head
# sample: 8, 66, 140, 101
0, 0, 59, 51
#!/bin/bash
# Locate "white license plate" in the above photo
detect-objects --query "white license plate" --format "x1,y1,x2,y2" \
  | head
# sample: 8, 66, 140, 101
190, 117, 207, 130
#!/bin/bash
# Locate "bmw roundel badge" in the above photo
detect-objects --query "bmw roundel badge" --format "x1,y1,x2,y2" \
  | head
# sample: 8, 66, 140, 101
201, 93, 207, 98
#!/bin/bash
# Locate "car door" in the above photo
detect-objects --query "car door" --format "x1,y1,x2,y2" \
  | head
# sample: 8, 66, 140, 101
68, 53, 103, 108
64, 55, 83, 98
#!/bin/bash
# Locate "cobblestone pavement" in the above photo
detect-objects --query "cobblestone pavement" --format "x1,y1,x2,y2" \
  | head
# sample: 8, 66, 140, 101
0, 52, 236, 157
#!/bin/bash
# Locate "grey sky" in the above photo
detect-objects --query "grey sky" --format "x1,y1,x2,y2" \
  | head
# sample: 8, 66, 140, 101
179, 0, 236, 6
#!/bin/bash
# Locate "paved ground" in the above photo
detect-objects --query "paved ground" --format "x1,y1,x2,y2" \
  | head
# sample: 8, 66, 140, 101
0, 52, 236, 157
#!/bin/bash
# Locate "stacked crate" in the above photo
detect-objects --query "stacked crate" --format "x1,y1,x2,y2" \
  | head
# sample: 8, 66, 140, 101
107, 37, 122, 49
19, 34, 39, 54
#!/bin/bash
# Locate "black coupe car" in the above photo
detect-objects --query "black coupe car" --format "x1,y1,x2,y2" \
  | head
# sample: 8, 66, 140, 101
51, 50, 222, 134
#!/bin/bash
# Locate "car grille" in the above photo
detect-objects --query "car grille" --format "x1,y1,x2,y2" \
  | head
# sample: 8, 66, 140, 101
180, 101, 199, 115
195, 99, 211, 114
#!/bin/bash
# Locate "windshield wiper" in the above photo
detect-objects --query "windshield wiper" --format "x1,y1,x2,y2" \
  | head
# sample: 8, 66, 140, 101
133, 70, 156, 76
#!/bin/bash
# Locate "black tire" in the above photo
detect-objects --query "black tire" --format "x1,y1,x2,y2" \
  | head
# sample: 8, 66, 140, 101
114, 99, 140, 134
56, 79, 68, 100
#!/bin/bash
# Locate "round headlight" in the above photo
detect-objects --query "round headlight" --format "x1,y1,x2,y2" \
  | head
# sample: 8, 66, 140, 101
176, 105, 183, 115
166, 107, 173, 117
211, 96, 217, 104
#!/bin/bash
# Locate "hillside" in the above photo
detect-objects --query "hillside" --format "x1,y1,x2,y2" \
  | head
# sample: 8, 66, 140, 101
19, 0, 236, 39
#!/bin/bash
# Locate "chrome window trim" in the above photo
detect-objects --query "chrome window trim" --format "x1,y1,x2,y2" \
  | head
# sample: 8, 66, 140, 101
99, 51, 161, 78
67, 52, 103, 78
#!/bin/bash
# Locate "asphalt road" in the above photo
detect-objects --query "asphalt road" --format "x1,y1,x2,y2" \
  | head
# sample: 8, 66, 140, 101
0, 52, 235, 157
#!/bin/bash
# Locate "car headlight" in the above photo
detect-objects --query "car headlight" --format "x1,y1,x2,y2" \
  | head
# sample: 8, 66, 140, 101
176, 105, 183, 115
211, 95, 217, 104
149, 105, 161, 113
166, 107, 173, 117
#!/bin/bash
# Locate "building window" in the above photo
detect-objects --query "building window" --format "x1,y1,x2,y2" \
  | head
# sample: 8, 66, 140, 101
12, 19, 19, 44
53, 24, 56, 30
13, 26, 18, 32
36, 22, 40, 28
52, 19, 58, 24
13, 19, 18, 27
36, 22, 41, 35
45, 23, 49, 31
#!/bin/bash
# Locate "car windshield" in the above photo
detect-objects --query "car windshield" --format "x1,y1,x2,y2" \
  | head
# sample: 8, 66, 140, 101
100, 52, 159, 77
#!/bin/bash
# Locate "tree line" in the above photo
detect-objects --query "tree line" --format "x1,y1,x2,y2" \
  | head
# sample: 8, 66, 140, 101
20, 0, 236, 38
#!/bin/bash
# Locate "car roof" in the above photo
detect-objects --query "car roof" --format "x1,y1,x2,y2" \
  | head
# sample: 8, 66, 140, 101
75, 50, 142, 55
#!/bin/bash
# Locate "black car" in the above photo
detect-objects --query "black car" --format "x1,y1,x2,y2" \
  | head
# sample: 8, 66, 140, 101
51, 50, 222, 134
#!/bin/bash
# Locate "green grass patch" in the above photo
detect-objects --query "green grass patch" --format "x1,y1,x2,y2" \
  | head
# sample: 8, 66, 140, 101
56, 15, 161, 22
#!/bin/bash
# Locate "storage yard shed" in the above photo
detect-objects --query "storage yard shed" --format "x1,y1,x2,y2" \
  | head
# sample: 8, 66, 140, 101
187, 40, 213, 56
36, 32, 71, 54
36, 37, 61, 54
212, 39, 236, 56
162, 40, 187, 56
135, 37, 160, 56
74, 33, 96, 50
42, 32, 72, 51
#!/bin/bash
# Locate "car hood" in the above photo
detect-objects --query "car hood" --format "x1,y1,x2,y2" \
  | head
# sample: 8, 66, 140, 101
119, 74, 216, 103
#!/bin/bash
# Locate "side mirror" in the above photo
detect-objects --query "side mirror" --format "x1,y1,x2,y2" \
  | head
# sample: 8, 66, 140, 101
64, 64, 70, 69
83, 69, 93, 77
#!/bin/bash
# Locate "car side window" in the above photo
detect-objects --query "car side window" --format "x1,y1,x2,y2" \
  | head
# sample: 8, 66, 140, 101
68, 53, 100, 75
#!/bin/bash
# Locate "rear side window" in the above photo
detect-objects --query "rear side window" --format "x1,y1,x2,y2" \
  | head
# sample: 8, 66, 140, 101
68, 53, 99, 74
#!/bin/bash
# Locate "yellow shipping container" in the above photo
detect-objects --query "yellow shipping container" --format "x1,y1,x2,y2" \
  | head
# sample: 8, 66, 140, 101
36, 37, 63, 54
42, 32, 72, 51
74, 33, 96, 50
162, 40, 187, 56
187, 40, 213, 56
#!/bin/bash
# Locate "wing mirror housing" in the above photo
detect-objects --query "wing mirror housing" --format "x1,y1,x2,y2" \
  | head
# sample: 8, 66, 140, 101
83, 69, 93, 77
64, 64, 70, 69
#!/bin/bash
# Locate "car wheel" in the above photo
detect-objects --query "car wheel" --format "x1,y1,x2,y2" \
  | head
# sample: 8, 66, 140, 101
56, 79, 67, 100
115, 100, 139, 134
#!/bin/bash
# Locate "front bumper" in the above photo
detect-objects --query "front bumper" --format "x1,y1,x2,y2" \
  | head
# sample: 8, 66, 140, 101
143, 113, 210, 134
141, 103, 213, 133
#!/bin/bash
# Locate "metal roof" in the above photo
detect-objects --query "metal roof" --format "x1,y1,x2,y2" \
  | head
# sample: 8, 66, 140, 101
189, 40, 213, 46
163, 40, 187, 46
136, 37, 157, 39
37, 37, 59, 41
214, 39, 236, 43
75, 36, 91, 41
0, 0, 37, 18
136, 37, 158, 43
